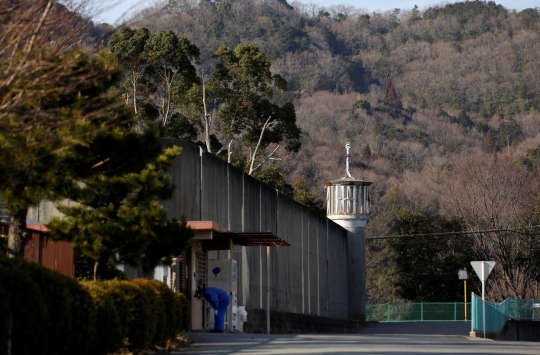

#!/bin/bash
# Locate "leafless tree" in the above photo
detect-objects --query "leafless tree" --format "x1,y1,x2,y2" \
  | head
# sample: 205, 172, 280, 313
440, 153, 538, 300
0, 0, 125, 138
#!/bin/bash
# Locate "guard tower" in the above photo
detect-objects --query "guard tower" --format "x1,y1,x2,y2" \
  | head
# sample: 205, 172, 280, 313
325, 142, 372, 320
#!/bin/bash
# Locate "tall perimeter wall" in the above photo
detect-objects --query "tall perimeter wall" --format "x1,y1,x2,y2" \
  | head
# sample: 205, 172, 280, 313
162, 139, 351, 320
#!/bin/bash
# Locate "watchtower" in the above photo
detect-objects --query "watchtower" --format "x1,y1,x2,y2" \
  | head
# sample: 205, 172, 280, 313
325, 142, 372, 320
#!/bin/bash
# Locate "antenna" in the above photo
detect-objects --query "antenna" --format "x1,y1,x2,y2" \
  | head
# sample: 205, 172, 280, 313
345, 142, 353, 178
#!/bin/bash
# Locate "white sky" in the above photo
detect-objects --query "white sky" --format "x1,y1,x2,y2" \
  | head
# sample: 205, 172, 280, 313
94, 0, 538, 24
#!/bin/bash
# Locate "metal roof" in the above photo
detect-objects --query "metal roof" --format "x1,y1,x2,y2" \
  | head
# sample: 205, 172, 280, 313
187, 221, 289, 249
221, 232, 290, 247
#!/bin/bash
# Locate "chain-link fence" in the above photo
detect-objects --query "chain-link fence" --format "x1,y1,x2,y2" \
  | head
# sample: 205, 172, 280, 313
471, 293, 540, 333
367, 302, 471, 322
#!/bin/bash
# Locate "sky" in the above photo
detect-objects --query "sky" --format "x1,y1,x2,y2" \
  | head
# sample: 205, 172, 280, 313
94, 0, 538, 24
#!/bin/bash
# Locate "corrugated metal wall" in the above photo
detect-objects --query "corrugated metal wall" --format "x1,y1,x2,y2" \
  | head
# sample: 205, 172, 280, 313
0, 224, 74, 277
162, 139, 350, 319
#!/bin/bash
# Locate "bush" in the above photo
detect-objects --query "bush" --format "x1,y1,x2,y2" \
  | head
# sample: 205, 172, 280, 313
0, 283, 9, 355
133, 279, 168, 346
82, 282, 123, 355
53, 275, 96, 355
97, 280, 154, 352
0, 235, 6, 256
174, 292, 190, 332
0, 259, 190, 355
20, 261, 75, 355
0, 258, 48, 355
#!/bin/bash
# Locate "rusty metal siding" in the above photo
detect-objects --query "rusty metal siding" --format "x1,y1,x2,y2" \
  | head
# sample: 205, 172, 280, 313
24, 231, 42, 264
1, 223, 74, 277
53, 241, 75, 277
34, 235, 75, 278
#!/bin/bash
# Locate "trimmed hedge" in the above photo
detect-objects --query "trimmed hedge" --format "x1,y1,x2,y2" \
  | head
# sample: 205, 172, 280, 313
0, 257, 48, 355
175, 292, 190, 332
83, 283, 122, 355
0, 258, 190, 355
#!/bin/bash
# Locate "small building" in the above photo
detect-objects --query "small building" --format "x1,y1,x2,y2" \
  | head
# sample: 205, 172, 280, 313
0, 221, 75, 278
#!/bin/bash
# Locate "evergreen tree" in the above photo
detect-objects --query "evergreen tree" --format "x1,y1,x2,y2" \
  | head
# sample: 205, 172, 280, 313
252, 166, 294, 198
496, 118, 523, 151
1, 7, 193, 269
107, 27, 201, 132
362, 144, 372, 160
385, 78, 397, 102
48, 143, 193, 280
106, 27, 152, 129
292, 178, 325, 214
388, 208, 474, 302
0, 48, 132, 258
208, 44, 302, 173
483, 129, 495, 153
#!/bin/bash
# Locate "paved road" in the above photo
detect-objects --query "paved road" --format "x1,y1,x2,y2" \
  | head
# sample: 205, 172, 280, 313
176, 322, 540, 355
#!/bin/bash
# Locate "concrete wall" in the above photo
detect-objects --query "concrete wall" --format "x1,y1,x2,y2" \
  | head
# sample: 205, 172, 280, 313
161, 139, 350, 319
504, 320, 540, 342
25, 138, 353, 320
480, 320, 540, 342
244, 309, 365, 334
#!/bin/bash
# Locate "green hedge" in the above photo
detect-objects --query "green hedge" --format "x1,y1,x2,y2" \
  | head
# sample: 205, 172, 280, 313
0, 258, 190, 355
175, 292, 190, 332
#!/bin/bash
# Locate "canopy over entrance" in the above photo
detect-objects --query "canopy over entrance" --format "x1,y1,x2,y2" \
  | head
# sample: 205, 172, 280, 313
186, 221, 289, 250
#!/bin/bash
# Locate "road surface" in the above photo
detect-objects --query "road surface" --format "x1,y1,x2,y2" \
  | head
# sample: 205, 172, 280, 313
174, 322, 540, 355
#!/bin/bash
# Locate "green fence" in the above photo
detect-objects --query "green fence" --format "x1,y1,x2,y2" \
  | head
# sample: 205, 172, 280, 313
471, 293, 540, 333
367, 302, 471, 322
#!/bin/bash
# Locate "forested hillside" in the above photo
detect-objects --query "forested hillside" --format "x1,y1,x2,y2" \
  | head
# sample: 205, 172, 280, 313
116, 0, 540, 303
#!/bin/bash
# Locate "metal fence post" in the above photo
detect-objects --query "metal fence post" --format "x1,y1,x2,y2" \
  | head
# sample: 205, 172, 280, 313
471, 292, 474, 333
387, 303, 390, 322
454, 302, 457, 321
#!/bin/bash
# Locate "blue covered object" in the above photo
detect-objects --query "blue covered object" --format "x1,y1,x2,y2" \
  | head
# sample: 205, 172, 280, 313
202, 287, 230, 331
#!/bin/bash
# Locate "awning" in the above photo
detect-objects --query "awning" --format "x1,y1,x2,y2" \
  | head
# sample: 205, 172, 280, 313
221, 232, 290, 247
187, 221, 289, 250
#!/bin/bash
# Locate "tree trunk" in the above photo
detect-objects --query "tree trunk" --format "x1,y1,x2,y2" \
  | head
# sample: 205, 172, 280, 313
93, 254, 110, 280
7, 207, 28, 258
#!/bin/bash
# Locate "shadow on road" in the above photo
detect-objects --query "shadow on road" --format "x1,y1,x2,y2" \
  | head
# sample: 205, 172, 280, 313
358, 321, 471, 335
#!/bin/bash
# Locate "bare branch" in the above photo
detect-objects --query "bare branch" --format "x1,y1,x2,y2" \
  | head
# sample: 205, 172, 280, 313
248, 116, 277, 175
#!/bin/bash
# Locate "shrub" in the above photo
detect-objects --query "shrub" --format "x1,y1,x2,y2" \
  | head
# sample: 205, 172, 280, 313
0, 258, 190, 355
2, 258, 97, 355
82, 282, 122, 355
0, 235, 7, 256
174, 292, 190, 332
133, 279, 168, 346
21, 261, 75, 355
98, 280, 153, 352
0, 258, 47, 355
63, 276, 96, 355
0, 283, 9, 355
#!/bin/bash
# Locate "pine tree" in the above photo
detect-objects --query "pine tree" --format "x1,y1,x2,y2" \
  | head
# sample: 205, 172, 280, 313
0, 49, 132, 258
1, 3, 193, 268
483, 129, 495, 153
48, 144, 193, 280
292, 178, 325, 214
385, 78, 397, 102
362, 144, 372, 160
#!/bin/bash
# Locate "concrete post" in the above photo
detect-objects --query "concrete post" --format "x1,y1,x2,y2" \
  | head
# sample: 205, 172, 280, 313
331, 217, 368, 321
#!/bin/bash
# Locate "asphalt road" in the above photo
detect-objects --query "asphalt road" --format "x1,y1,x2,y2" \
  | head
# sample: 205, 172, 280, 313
175, 322, 540, 355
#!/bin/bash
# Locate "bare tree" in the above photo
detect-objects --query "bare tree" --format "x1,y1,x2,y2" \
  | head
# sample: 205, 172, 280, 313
0, 0, 122, 136
440, 153, 538, 300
